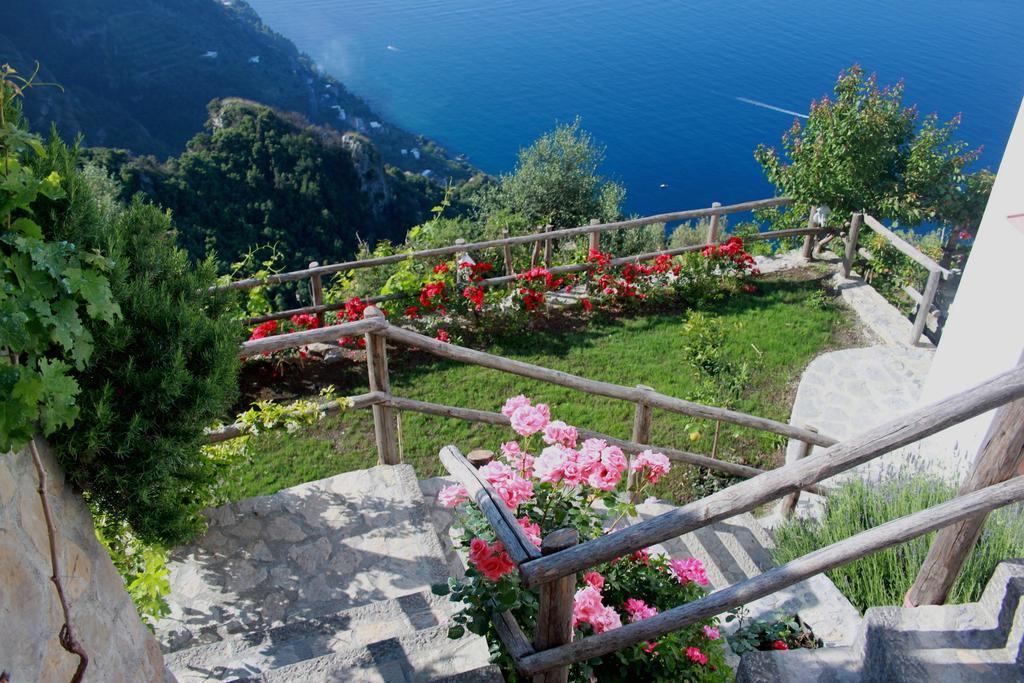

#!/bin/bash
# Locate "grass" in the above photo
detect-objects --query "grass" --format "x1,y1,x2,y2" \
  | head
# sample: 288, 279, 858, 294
771, 474, 1024, 610
217, 267, 858, 503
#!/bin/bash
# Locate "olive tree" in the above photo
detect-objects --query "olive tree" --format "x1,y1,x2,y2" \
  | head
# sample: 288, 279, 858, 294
472, 117, 625, 229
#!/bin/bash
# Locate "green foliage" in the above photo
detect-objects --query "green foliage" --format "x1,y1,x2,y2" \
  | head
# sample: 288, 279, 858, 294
472, 118, 625, 228
27, 131, 242, 546
772, 474, 1024, 611
755, 65, 991, 229
0, 65, 120, 452
725, 608, 821, 654
668, 217, 715, 250
93, 511, 171, 628
680, 311, 751, 406
216, 243, 287, 320
96, 99, 433, 279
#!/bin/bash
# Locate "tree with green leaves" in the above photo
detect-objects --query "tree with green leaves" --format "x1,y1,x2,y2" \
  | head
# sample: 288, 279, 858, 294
472, 117, 625, 229
755, 65, 992, 230
1, 64, 120, 453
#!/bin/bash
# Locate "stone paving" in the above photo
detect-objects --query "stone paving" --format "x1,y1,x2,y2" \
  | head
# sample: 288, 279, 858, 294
736, 560, 1024, 682
156, 465, 451, 653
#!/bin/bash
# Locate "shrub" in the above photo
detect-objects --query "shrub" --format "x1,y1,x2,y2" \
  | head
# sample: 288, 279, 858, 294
437, 396, 730, 681
772, 474, 1024, 612
34, 139, 241, 546
471, 117, 625, 229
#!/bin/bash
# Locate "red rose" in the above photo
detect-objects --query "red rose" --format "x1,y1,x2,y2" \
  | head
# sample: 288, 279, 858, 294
772, 640, 789, 650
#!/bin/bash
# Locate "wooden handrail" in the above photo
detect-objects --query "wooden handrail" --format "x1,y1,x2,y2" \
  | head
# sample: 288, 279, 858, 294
439, 445, 542, 564
861, 215, 951, 277
239, 224, 826, 326
515, 475, 1024, 676
212, 197, 794, 292
380, 394, 827, 494
239, 316, 387, 357
517, 362, 1024, 587
380, 324, 836, 448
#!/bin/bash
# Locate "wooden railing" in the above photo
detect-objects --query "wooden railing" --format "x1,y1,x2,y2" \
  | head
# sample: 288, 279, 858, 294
214, 305, 1024, 680
213, 197, 812, 325
841, 212, 951, 345
222, 312, 834, 488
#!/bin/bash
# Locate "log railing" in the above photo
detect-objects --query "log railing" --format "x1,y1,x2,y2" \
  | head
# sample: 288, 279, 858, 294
219, 197, 822, 326
841, 212, 951, 345
221, 305, 1024, 680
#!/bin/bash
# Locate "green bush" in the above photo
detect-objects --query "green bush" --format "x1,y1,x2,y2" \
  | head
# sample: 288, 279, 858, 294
34, 138, 241, 546
772, 474, 1024, 611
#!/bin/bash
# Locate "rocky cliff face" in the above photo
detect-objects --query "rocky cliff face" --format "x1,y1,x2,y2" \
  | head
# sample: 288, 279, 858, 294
342, 132, 392, 217
0, 440, 173, 682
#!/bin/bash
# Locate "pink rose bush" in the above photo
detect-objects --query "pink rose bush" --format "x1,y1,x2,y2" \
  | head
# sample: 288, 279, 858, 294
437, 397, 729, 681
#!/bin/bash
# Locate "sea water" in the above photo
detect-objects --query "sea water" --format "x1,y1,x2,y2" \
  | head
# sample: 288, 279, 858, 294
247, 0, 1024, 218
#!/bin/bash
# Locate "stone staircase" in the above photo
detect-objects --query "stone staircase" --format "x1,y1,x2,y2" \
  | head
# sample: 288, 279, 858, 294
156, 465, 500, 682
736, 560, 1024, 682
630, 500, 863, 662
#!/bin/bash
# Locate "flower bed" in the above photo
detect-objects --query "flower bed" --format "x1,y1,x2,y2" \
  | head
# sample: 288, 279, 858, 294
244, 239, 761, 363
433, 396, 731, 681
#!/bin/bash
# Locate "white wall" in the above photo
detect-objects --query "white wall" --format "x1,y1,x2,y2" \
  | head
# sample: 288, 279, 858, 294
917, 98, 1024, 480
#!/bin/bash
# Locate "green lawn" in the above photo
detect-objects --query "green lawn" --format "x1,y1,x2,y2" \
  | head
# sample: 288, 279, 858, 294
217, 267, 860, 504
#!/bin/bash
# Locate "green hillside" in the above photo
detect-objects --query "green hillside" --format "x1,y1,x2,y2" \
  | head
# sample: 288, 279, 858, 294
0, 0, 473, 181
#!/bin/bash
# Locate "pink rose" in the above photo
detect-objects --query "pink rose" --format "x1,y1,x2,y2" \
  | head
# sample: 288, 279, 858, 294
586, 462, 622, 491
501, 395, 532, 417
703, 625, 720, 640
591, 605, 622, 633
560, 457, 586, 486
510, 405, 550, 436
534, 445, 571, 484
542, 420, 579, 448
631, 450, 671, 484
438, 484, 469, 507
480, 461, 534, 510
517, 517, 542, 546
686, 646, 708, 665
623, 598, 658, 622
669, 557, 709, 586
501, 441, 535, 477
583, 572, 604, 590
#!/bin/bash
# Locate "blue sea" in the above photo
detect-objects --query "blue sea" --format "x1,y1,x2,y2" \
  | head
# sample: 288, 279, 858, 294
247, 0, 1024, 218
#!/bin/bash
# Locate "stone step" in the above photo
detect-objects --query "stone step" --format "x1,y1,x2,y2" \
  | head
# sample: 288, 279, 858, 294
633, 500, 862, 649
258, 623, 498, 682
165, 590, 464, 681
157, 464, 451, 653
735, 559, 1024, 682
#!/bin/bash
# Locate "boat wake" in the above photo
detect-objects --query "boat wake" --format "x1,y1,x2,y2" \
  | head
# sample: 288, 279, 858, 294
734, 96, 808, 119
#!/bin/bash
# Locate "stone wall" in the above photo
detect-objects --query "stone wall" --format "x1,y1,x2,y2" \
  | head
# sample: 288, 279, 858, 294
0, 439, 172, 682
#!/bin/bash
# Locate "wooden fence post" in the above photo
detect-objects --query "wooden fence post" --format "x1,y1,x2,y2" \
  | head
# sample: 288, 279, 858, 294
308, 261, 325, 326
779, 426, 818, 518
802, 206, 818, 260
842, 213, 863, 279
544, 224, 554, 268
707, 202, 722, 243
363, 306, 399, 465
626, 385, 654, 502
905, 395, 1024, 606
588, 219, 601, 254
910, 267, 941, 346
502, 228, 515, 282
534, 528, 579, 683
